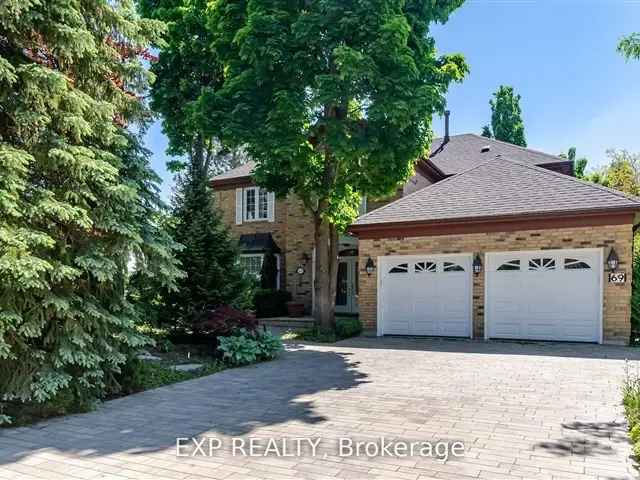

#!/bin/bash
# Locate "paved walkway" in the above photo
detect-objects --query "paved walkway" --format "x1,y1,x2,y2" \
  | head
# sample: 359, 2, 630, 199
1, 338, 639, 479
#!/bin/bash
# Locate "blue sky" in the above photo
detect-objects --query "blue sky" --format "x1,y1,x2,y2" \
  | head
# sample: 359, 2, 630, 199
144, 0, 640, 200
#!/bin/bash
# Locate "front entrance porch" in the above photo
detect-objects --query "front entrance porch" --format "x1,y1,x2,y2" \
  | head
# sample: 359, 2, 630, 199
335, 256, 358, 314
335, 236, 359, 315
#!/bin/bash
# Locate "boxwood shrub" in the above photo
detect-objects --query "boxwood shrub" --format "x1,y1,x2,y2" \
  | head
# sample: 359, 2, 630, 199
253, 289, 292, 318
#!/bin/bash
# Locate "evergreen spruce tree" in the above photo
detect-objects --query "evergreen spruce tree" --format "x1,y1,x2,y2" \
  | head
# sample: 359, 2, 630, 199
139, 0, 253, 328
480, 125, 493, 138
0, 1, 181, 418
167, 159, 252, 329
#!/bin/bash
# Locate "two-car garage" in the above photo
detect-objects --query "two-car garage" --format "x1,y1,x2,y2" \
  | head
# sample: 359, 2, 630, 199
377, 249, 602, 343
352, 155, 637, 345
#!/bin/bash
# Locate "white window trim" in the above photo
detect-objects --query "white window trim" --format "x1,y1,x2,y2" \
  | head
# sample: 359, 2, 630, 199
239, 253, 264, 278
275, 253, 281, 290
241, 186, 274, 223
240, 253, 282, 288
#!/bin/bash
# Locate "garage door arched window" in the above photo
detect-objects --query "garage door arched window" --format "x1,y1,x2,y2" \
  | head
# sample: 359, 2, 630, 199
415, 261, 436, 273
497, 260, 520, 271
564, 258, 591, 270
528, 258, 555, 271
443, 262, 465, 272
389, 263, 408, 274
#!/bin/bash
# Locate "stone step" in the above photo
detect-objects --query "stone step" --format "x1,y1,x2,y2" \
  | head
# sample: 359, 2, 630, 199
259, 316, 316, 329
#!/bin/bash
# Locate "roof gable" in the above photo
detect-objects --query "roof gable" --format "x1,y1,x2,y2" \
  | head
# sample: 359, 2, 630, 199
211, 134, 574, 185
428, 134, 572, 175
211, 161, 256, 185
353, 155, 640, 227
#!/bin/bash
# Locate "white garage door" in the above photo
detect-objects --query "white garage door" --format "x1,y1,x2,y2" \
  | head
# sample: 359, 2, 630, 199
486, 249, 602, 343
379, 254, 472, 337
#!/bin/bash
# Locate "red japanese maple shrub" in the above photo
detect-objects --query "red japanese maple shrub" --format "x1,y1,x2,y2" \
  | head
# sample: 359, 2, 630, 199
196, 305, 258, 337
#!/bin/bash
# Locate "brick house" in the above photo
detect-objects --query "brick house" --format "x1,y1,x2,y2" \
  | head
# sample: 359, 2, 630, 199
212, 128, 640, 345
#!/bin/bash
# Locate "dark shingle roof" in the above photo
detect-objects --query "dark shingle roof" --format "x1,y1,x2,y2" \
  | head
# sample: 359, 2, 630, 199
353, 156, 640, 226
211, 134, 571, 182
211, 161, 256, 181
428, 134, 569, 175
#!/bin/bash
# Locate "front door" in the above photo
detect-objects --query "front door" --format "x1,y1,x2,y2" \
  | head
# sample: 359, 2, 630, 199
335, 257, 359, 314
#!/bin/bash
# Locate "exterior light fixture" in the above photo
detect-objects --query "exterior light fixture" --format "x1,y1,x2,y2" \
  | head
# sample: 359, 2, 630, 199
473, 254, 483, 275
365, 257, 375, 276
606, 248, 619, 272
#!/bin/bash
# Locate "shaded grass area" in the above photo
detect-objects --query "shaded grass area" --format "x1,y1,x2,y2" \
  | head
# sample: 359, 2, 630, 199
1, 343, 224, 428
3, 328, 283, 428
282, 316, 362, 343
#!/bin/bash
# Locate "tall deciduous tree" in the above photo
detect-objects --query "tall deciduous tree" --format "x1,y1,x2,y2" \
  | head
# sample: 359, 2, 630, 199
601, 149, 640, 196
0, 1, 181, 415
139, 0, 252, 327
486, 85, 526, 147
203, 0, 468, 328
139, 0, 248, 174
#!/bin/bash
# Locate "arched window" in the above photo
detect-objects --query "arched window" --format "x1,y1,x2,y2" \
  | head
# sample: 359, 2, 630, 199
415, 261, 436, 273
443, 262, 464, 272
564, 258, 591, 270
389, 263, 409, 274
528, 258, 555, 271
497, 260, 520, 271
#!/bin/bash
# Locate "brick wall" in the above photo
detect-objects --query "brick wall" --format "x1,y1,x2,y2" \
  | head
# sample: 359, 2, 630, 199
214, 187, 314, 309
214, 188, 288, 248
358, 224, 633, 345
284, 196, 315, 309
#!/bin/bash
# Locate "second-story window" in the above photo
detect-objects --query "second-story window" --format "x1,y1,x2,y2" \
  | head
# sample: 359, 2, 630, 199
244, 187, 270, 221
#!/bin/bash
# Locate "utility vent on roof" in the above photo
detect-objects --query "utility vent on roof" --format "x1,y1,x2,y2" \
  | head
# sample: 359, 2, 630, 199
481, 145, 491, 153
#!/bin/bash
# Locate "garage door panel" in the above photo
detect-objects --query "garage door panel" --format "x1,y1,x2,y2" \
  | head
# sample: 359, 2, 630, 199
412, 318, 439, 336
438, 320, 469, 337
563, 323, 597, 338
384, 321, 412, 335
492, 321, 522, 337
486, 249, 601, 343
413, 299, 439, 318
380, 255, 472, 337
525, 321, 561, 338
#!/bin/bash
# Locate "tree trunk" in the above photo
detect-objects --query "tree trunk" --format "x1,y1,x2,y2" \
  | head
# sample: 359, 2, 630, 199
313, 208, 338, 331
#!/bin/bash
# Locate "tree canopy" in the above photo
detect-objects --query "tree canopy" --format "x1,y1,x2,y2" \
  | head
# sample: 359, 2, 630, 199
619, 32, 640, 60
600, 150, 640, 196
139, 0, 248, 174
139, 0, 253, 329
202, 0, 468, 228
200, 0, 468, 326
483, 85, 526, 147
0, 0, 181, 414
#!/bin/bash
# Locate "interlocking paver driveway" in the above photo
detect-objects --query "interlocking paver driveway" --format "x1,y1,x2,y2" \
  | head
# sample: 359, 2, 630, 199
1, 337, 639, 480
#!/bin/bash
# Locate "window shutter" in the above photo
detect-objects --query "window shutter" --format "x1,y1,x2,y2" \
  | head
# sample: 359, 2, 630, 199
267, 192, 275, 222
235, 188, 243, 225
